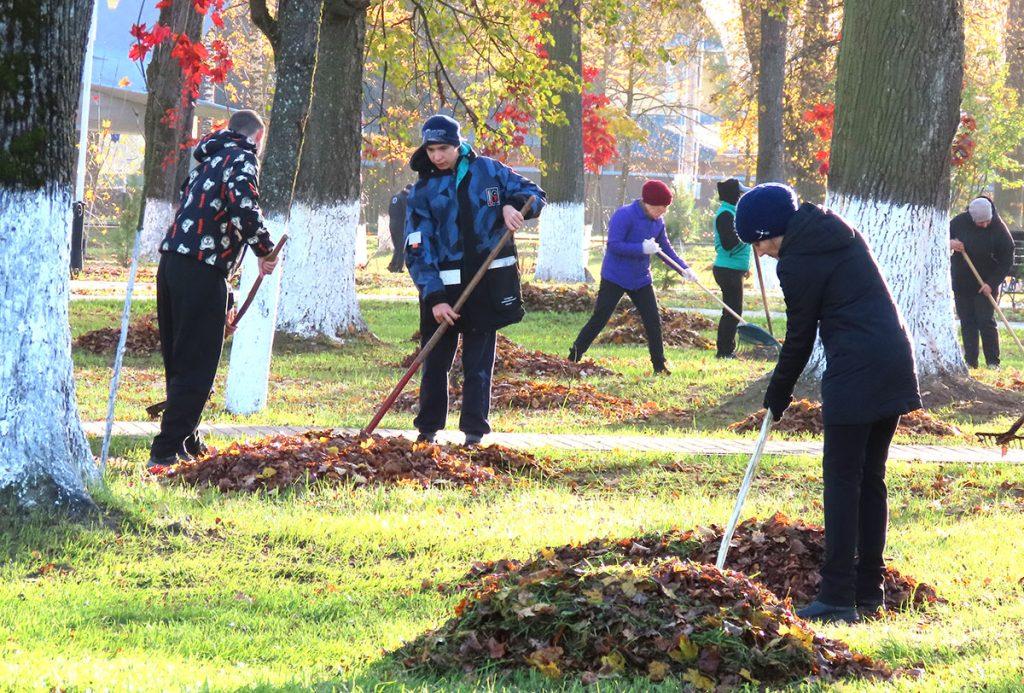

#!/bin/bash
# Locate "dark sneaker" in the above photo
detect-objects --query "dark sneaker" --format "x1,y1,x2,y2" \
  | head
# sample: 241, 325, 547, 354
146, 453, 188, 474
654, 365, 672, 376
987, 362, 1001, 370
715, 353, 737, 360
416, 432, 436, 444
184, 439, 209, 458
796, 600, 860, 624
856, 600, 885, 619
464, 434, 483, 448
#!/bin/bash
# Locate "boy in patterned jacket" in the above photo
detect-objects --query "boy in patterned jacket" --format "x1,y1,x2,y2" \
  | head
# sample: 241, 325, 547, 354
149, 109, 279, 468
405, 114, 546, 446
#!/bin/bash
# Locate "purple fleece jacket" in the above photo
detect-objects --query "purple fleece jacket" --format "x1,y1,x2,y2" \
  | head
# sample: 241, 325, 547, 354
600, 200, 689, 290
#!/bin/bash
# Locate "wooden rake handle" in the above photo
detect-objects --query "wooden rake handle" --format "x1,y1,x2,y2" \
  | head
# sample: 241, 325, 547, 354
961, 249, 1024, 356
231, 234, 289, 328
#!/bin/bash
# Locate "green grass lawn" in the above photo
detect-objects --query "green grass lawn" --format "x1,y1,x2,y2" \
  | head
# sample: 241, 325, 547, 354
70, 293, 1022, 441
3, 294, 1023, 690
2, 447, 1023, 691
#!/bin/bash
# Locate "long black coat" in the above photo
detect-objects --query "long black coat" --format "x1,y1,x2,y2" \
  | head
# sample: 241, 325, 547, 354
766, 203, 922, 426
949, 203, 1014, 294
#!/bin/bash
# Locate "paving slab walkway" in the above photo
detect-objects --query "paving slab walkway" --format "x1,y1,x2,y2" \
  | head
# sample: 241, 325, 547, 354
81, 421, 1021, 464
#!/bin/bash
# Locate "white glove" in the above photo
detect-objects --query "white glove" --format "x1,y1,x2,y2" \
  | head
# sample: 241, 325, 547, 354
642, 238, 659, 255
680, 266, 698, 282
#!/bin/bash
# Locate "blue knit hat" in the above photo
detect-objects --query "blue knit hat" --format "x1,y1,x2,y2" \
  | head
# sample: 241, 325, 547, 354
734, 183, 800, 244
420, 114, 462, 147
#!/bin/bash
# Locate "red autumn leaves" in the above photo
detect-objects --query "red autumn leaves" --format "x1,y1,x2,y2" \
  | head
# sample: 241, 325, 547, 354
128, 1, 232, 108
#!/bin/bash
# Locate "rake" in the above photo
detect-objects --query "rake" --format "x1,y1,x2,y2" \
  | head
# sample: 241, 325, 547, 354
655, 250, 781, 349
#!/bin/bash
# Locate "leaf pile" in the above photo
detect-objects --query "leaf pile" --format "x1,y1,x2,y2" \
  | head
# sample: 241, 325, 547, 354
394, 378, 658, 419
166, 432, 551, 493
730, 400, 962, 438
457, 513, 943, 613
400, 558, 893, 686
401, 334, 612, 378
521, 283, 595, 312
596, 308, 714, 350
73, 316, 161, 356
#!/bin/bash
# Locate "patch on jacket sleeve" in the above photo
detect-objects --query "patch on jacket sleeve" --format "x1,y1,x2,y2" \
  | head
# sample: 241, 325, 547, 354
485, 187, 500, 207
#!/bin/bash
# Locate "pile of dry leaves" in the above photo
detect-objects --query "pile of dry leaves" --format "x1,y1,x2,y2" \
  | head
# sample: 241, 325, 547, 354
521, 283, 595, 312
394, 378, 658, 420
166, 432, 550, 492
458, 513, 943, 613
596, 308, 715, 350
729, 400, 963, 438
400, 557, 894, 686
401, 334, 611, 378
73, 316, 161, 356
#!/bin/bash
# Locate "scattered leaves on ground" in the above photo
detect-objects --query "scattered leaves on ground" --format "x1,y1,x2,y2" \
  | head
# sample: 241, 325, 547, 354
74, 316, 161, 356
394, 378, 659, 420
401, 334, 612, 378
457, 513, 944, 613
521, 283, 595, 312
596, 308, 715, 350
400, 557, 894, 685
167, 432, 552, 492
729, 400, 963, 438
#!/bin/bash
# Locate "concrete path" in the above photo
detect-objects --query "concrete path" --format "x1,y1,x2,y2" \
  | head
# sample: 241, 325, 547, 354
81, 421, 1021, 464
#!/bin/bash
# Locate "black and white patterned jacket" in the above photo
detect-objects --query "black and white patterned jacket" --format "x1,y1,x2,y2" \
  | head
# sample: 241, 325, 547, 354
160, 129, 275, 274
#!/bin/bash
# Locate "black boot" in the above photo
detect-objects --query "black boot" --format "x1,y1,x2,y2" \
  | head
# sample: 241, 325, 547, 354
796, 600, 860, 624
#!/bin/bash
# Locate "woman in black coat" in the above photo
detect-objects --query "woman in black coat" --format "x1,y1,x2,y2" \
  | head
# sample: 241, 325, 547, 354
949, 196, 1014, 368
735, 183, 922, 624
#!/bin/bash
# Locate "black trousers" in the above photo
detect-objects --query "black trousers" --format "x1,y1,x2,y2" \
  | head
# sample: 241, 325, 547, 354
387, 224, 405, 272
712, 266, 744, 356
954, 289, 999, 367
415, 325, 497, 437
151, 253, 228, 458
571, 279, 665, 369
818, 416, 900, 607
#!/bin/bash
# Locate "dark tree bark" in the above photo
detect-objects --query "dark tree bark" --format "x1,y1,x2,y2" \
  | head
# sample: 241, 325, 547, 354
276, 0, 370, 336
250, 0, 325, 219
996, 0, 1024, 227
536, 0, 587, 281
756, 4, 787, 183
0, 0, 97, 514
826, 0, 965, 376
138, 0, 204, 256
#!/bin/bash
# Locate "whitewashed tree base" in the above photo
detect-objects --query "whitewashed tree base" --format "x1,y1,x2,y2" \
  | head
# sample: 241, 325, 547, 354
757, 256, 782, 294
139, 197, 175, 262
0, 189, 96, 510
356, 223, 368, 268
534, 202, 588, 283
811, 195, 966, 377
277, 200, 367, 339
377, 214, 393, 253
224, 217, 285, 415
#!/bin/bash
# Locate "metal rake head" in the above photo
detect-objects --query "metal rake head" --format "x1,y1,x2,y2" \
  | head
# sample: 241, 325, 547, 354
976, 414, 1024, 448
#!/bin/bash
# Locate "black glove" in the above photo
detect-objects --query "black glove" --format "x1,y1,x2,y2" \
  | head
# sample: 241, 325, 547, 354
763, 387, 792, 422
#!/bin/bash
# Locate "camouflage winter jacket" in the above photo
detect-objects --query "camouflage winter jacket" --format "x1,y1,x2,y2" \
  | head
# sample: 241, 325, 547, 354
404, 144, 545, 326
160, 129, 275, 275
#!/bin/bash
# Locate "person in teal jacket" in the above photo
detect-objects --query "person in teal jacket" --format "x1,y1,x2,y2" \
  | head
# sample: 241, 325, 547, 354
712, 178, 751, 358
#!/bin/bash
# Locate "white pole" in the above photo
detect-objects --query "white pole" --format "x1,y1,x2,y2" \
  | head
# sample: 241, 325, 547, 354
75, 0, 100, 202
99, 228, 143, 475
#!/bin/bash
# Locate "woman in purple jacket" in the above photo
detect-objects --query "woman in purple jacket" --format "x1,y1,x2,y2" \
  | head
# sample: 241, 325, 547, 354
568, 180, 697, 374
